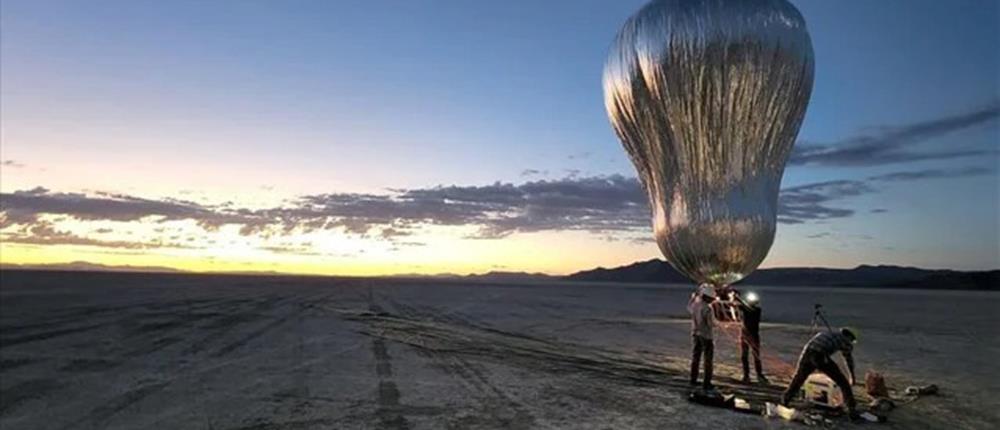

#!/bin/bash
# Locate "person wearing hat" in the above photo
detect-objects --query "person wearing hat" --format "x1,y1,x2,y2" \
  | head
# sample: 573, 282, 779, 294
687, 284, 717, 390
781, 327, 860, 416
735, 291, 768, 385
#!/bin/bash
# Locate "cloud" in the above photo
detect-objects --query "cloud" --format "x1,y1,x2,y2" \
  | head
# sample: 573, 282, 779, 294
379, 227, 412, 240
367, 169, 904, 232
867, 166, 995, 182
3, 161, 991, 251
773, 164, 996, 223
258, 244, 326, 256
0, 174, 855, 247
2, 160, 26, 168
0, 187, 254, 229
520, 169, 548, 177
294, 175, 648, 239
0, 220, 195, 250
790, 103, 999, 166
0, 176, 648, 248
777, 180, 874, 224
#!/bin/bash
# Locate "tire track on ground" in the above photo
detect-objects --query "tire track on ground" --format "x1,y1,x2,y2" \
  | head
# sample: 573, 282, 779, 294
54, 291, 311, 429
368, 292, 412, 430
211, 292, 335, 358
382, 296, 537, 429
182, 294, 291, 356
0, 378, 59, 416
59, 381, 170, 430
1, 322, 111, 348
353, 296, 727, 404
2, 297, 230, 335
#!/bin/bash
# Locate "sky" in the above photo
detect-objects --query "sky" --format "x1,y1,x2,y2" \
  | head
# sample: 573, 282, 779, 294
1, 0, 998, 276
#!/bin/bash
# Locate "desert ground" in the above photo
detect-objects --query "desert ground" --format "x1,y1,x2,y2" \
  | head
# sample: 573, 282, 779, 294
1, 270, 997, 429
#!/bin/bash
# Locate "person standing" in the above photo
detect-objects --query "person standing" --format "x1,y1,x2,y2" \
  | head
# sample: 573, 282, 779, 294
688, 284, 716, 390
736, 292, 768, 384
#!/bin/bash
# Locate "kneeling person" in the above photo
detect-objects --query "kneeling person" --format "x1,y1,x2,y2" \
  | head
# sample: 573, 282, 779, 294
781, 328, 858, 415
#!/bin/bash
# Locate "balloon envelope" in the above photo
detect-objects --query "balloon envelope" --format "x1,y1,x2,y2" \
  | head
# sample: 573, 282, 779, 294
603, 0, 814, 286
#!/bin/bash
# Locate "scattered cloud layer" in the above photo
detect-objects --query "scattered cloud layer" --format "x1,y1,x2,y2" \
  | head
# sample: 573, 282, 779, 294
281, 175, 648, 239
790, 102, 999, 166
5, 161, 993, 251
867, 166, 995, 182
0, 187, 252, 229
0, 176, 648, 250
777, 180, 873, 224
777, 165, 996, 224
1, 220, 196, 250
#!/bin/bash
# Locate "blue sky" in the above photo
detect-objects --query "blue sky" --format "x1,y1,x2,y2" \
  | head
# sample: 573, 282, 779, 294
1, 0, 998, 273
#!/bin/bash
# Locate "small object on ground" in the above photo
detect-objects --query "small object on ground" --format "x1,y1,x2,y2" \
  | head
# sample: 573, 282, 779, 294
865, 371, 889, 398
860, 411, 886, 423
803, 412, 838, 427
802, 373, 845, 408
905, 384, 938, 396
765, 402, 802, 422
688, 389, 731, 408
802, 415, 820, 426
869, 398, 895, 413
689, 391, 762, 415
733, 397, 751, 411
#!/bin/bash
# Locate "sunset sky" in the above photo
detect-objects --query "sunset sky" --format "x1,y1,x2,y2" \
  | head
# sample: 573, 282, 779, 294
1, 0, 998, 276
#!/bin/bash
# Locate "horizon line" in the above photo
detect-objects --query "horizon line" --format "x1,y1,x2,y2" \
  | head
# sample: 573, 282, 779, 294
2, 259, 996, 279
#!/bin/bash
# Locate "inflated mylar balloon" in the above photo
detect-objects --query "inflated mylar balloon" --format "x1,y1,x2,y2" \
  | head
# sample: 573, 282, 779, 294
603, 0, 814, 287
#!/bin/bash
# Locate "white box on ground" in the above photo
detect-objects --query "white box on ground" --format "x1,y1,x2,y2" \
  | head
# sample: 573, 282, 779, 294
801, 373, 844, 408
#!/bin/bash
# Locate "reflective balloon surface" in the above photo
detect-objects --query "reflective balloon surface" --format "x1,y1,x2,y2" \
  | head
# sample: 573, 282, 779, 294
603, 0, 814, 286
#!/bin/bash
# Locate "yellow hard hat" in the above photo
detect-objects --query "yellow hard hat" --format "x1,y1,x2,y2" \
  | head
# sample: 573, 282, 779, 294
841, 327, 859, 343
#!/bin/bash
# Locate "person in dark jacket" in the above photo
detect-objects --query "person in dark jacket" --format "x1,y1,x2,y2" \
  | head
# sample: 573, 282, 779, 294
781, 327, 859, 415
736, 291, 768, 384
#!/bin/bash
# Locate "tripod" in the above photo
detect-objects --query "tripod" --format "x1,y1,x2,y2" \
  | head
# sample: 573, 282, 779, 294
811, 303, 834, 333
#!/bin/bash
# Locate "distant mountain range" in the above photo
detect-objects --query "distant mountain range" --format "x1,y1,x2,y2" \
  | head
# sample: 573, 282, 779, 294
0, 261, 184, 274
2, 259, 996, 290
564, 259, 999, 290
0, 261, 295, 277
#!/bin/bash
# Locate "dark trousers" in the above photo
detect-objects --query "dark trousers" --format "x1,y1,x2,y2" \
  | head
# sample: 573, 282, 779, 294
690, 335, 714, 388
782, 350, 856, 410
740, 334, 764, 379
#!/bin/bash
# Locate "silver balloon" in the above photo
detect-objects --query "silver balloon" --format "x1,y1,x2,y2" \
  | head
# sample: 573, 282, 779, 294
603, 0, 814, 286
